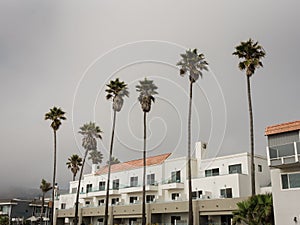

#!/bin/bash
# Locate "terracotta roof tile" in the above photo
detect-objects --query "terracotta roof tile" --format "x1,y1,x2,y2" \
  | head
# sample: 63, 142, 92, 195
96, 153, 171, 175
265, 120, 300, 136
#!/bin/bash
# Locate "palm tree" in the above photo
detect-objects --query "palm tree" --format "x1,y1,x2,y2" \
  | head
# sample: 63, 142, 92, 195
232, 193, 274, 225
88, 149, 103, 165
66, 154, 83, 181
177, 49, 208, 225
233, 39, 265, 196
74, 122, 103, 225
44, 106, 66, 224
39, 179, 52, 225
104, 78, 129, 225
136, 77, 158, 225
106, 156, 120, 165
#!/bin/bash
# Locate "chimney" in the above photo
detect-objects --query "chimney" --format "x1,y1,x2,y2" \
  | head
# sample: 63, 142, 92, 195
195, 141, 207, 160
92, 164, 100, 174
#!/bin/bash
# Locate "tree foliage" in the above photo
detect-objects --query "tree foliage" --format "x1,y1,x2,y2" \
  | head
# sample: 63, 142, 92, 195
66, 154, 83, 181
232, 193, 274, 225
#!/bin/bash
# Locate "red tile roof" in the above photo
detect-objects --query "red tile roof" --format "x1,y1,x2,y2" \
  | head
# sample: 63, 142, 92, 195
96, 153, 171, 175
265, 120, 300, 136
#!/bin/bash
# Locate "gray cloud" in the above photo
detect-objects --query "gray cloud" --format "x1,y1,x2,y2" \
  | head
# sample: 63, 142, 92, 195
0, 0, 299, 192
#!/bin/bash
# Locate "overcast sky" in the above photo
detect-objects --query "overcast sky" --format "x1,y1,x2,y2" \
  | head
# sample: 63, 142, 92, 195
0, 0, 299, 192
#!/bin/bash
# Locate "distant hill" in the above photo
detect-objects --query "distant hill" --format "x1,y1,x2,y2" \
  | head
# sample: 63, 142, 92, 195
0, 186, 67, 200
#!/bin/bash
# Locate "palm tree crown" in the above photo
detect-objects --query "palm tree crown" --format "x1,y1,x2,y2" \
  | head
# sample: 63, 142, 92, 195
44, 107, 66, 131
79, 122, 103, 151
40, 179, 52, 194
136, 78, 158, 113
233, 38, 266, 76
177, 48, 209, 83
105, 78, 129, 112
106, 156, 120, 165
66, 154, 83, 181
88, 150, 103, 164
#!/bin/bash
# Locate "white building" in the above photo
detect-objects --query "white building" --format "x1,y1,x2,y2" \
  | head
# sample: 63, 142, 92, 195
56, 142, 270, 225
265, 120, 300, 225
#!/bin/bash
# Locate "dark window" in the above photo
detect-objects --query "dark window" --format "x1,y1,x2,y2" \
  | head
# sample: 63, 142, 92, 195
205, 168, 219, 177
220, 188, 232, 198
171, 193, 180, 200
147, 174, 155, 185
282, 173, 300, 189
111, 198, 119, 205
129, 196, 138, 204
258, 165, 263, 172
99, 181, 105, 191
130, 176, 138, 187
171, 171, 181, 183
146, 195, 155, 203
192, 190, 203, 199
86, 184, 93, 193
113, 179, 119, 190
98, 199, 105, 206
229, 164, 242, 174
61, 203, 66, 209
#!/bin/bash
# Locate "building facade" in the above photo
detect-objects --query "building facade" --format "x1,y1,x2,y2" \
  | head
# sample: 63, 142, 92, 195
56, 142, 270, 225
265, 120, 300, 225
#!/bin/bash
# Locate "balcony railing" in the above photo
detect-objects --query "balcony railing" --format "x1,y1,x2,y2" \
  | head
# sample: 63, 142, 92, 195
267, 142, 300, 167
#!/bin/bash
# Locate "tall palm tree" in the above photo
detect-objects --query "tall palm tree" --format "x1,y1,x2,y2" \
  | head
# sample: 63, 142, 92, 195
66, 154, 83, 181
136, 78, 158, 225
39, 179, 52, 225
74, 122, 103, 225
106, 156, 120, 165
177, 49, 208, 225
104, 78, 129, 225
44, 106, 66, 224
233, 39, 265, 196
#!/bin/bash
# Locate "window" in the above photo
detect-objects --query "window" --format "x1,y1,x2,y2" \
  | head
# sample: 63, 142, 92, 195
113, 179, 119, 190
61, 203, 66, 209
86, 184, 93, 193
171, 171, 181, 183
129, 196, 138, 204
220, 188, 232, 198
71, 188, 77, 193
85, 201, 90, 206
205, 168, 219, 177
99, 181, 105, 191
192, 190, 203, 199
111, 198, 119, 205
147, 174, 155, 185
171, 193, 180, 200
229, 164, 242, 174
146, 195, 155, 203
130, 176, 138, 187
281, 173, 300, 189
258, 165, 262, 172
98, 199, 105, 206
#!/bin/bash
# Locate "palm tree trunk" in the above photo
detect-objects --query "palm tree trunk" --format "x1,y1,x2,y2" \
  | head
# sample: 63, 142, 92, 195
247, 75, 255, 196
73, 173, 76, 181
188, 82, 194, 225
41, 193, 45, 225
142, 112, 147, 225
51, 130, 57, 225
74, 149, 88, 225
104, 110, 117, 225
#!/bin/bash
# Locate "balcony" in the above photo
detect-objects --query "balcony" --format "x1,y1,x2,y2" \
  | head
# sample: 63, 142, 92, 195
267, 142, 300, 168
161, 180, 184, 190
119, 184, 158, 194
81, 188, 119, 198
